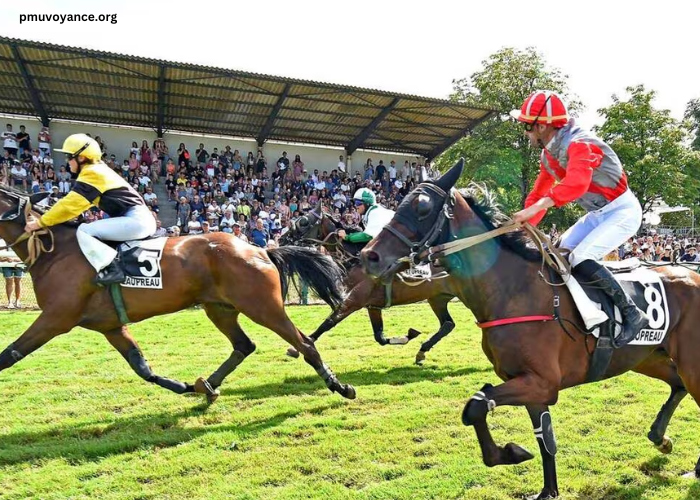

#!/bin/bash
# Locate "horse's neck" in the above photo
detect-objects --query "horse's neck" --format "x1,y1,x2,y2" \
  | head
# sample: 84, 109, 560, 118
448, 210, 545, 323
0, 222, 74, 272
0, 223, 29, 260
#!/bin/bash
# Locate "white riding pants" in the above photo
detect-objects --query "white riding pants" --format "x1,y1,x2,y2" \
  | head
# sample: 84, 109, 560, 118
560, 189, 642, 268
77, 205, 156, 271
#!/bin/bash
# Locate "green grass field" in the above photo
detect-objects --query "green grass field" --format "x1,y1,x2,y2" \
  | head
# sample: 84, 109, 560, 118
0, 304, 699, 500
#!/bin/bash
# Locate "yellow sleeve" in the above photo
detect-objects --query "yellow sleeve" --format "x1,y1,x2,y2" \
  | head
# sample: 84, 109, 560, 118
39, 191, 93, 227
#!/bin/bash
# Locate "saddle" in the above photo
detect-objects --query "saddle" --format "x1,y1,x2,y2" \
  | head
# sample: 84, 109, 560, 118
566, 258, 668, 382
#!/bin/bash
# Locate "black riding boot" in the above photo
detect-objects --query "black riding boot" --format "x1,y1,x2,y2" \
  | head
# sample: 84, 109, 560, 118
94, 261, 125, 286
575, 259, 649, 348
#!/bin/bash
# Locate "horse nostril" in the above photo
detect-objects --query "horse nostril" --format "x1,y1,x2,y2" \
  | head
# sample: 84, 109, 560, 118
366, 251, 380, 263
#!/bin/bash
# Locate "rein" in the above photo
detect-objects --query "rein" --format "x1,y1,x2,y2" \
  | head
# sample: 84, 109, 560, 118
408, 215, 571, 280
0, 200, 55, 269
385, 186, 577, 330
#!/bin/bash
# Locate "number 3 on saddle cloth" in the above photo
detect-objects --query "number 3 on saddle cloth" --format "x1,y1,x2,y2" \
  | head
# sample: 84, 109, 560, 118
573, 259, 670, 346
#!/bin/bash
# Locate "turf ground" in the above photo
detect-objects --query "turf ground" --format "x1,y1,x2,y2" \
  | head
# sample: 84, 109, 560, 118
0, 304, 698, 500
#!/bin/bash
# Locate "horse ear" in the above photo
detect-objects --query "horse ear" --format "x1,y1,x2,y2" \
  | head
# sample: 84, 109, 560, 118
435, 158, 464, 192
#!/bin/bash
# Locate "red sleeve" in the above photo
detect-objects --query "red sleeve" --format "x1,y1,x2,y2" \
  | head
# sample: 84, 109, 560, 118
524, 165, 555, 226
548, 142, 602, 207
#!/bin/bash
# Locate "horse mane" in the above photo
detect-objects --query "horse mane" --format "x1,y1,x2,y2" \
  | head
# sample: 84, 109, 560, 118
458, 184, 541, 262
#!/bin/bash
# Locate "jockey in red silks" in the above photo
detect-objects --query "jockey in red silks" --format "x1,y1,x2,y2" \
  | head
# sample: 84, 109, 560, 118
510, 90, 648, 348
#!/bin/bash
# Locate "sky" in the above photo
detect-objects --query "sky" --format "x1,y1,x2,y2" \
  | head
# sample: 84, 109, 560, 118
2, 0, 698, 130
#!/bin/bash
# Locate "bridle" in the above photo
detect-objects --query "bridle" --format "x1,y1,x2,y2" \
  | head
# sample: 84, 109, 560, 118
377, 182, 571, 282
382, 183, 454, 268
0, 192, 55, 268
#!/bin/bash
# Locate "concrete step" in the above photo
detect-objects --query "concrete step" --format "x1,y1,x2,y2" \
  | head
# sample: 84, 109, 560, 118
151, 177, 178, 227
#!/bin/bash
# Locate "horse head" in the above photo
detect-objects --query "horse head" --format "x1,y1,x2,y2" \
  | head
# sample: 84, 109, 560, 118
286, 206, 339, 246
361, 159, 465, 280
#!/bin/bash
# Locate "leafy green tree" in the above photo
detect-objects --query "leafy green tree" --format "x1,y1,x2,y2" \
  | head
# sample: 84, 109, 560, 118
595, 85, 700, 213
685, 98, 700, 150
437, 47, 581, 226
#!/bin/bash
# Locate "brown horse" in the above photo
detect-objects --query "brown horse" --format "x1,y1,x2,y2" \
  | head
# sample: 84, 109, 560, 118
0, 186, 356, 403
361, 159, 700, 499
281, 206, 458, 364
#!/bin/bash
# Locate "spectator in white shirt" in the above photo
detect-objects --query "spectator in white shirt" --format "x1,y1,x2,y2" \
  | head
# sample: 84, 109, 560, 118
2, 124, 18, 158
38, 126, 51, 157
388, 161, 397, 182
9, 162, 27, 191
337, 155, 346, 177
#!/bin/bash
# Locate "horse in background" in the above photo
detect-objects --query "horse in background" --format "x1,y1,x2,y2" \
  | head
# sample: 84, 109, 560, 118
281, 206, 458, 364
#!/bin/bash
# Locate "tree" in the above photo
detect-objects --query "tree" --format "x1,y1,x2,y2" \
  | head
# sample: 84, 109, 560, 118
595, 85, 700, 213
685, 98, 700, 150
436, 47, 581, 225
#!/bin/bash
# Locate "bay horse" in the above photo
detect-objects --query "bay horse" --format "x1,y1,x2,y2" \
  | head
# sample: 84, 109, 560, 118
361, 159, 700, 499
0, 186, 356, 404
281, 206, 458, 364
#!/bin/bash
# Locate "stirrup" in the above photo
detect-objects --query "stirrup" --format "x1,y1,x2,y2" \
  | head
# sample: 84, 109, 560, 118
94, 263, 125, 286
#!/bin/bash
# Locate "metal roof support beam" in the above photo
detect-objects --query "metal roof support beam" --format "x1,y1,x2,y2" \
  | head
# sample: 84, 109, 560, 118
156, 64, 167, 137
346, 98, 399, 155
426, 112, 495, 160
256, 83, 291, 146
10, 44, 50, 126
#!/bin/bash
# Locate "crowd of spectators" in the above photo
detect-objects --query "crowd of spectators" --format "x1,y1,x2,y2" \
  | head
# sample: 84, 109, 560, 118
2, 123, 434, 249
612, 232, 700, 263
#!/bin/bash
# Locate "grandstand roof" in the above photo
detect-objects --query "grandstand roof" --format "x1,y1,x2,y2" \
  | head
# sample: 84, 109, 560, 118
0, 37, 495, 158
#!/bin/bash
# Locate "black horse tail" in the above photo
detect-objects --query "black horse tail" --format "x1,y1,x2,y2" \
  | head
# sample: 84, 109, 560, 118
267, 246, 346, 309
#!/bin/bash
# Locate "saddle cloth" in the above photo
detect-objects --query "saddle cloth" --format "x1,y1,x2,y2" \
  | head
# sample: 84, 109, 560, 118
118, 237, 168, 289
570, 259, 670, 346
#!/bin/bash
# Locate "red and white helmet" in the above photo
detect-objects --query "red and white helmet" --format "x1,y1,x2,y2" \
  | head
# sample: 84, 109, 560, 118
509, 90, 569, 128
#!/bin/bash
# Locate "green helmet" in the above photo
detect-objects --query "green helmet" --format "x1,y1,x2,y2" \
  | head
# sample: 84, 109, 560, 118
353, 188, 376, 206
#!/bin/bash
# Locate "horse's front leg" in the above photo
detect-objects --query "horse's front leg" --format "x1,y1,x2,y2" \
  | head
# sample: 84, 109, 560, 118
526, 404, 559, 500
0, 312, 74, 371
461, 375, 561, 498
103, 326, 195, 396
286, 281, 370, 358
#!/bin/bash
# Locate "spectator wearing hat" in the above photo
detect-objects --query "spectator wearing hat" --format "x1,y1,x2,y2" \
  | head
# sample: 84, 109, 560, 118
660, 245, 673, 262
681, 246, 699, 263
232, 222, 248, 243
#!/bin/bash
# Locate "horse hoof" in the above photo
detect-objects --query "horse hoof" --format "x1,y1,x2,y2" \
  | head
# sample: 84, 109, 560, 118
286, 347, 300, 358
415, 351, 426, 365
503, 442, 534, 464
194, 376, 219, 404
656, 435, 673, 454
407, 328, 422, 341
340, 384, 356, 400
526, 489, 559, 500
206, 389, 220, 404
682, 470, 700, 479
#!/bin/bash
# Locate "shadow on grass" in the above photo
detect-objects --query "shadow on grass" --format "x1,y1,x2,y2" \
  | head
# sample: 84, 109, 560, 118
0, 401, 338, 467
222, 364, 492, 400
572, 465, 699, 500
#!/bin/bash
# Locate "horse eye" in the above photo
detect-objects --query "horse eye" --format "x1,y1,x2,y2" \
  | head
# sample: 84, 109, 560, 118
415, 194, 433, 219
298, 217, 309, 227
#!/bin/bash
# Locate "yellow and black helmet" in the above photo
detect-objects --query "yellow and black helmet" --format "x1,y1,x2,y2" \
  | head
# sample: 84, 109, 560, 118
54, 133, 102, 162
